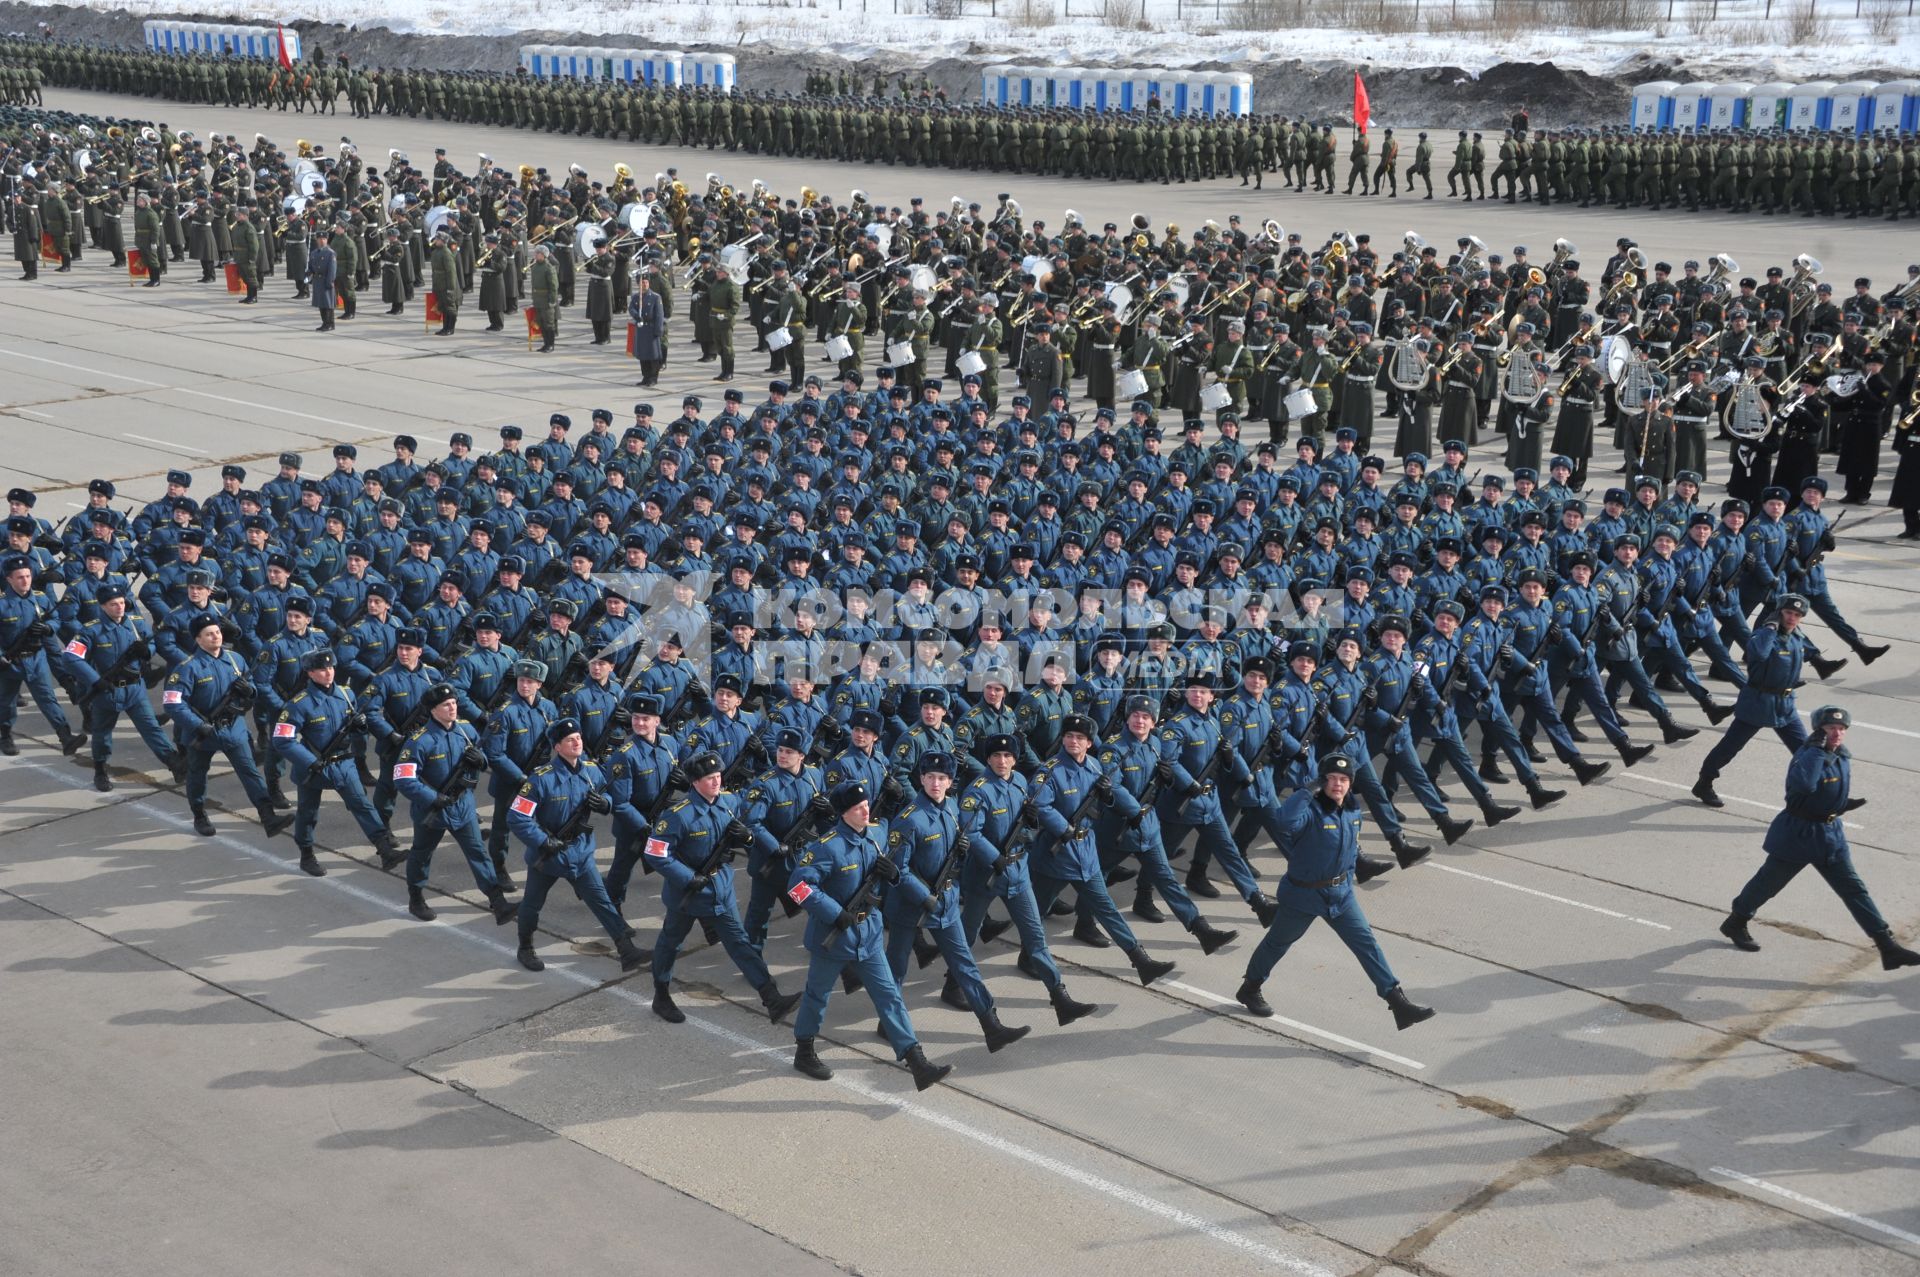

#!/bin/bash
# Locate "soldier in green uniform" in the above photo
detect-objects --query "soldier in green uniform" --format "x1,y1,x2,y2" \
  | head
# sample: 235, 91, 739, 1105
430, 227, 463, 335
1407, 130, 1434, 200
707, 258, 740, 382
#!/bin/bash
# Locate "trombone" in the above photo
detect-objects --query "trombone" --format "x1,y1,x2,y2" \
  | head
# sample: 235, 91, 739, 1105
528, 215, 577, 245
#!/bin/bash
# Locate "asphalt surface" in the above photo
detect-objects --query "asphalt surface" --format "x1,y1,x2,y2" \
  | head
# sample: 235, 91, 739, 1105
2, 86, 1917, 1277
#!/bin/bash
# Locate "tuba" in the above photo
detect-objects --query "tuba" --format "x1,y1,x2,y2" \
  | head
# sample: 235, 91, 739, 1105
1552, 237, 1576, 265
1704, 252, 1738, 300
1788, 254, 1822, 319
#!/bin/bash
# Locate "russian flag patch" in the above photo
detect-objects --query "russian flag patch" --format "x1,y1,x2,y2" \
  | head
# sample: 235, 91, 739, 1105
272, 721, 297, 739
162, 689, 183, 705
392, 762, 418, 781
643, 837, 670, 859
788, 881, 813, 904
510, 794, 537, 817
64, 639, 88, 658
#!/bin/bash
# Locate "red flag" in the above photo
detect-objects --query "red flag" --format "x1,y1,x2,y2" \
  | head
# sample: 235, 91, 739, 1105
1353, 72, 1371, 136
275, 24, 293, 70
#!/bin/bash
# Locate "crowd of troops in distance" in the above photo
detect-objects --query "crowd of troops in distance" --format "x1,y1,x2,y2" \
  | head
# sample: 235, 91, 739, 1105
4, 109, 1919, 1091
7, 37, 1920, 216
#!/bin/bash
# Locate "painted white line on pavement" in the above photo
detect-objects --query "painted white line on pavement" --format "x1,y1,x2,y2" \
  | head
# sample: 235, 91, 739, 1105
1710, 1166, 1920, 1249
124, 432, 205, 453
1628, 772, 1864, 831
0, 347, 162, 385
1852, 720, 1920, 741
1165, 978, 1427, 1071
11, 406, 58, 420
1429, 863, 1671, 930
175, 387, 391, 435
10, 758, 1330, 1276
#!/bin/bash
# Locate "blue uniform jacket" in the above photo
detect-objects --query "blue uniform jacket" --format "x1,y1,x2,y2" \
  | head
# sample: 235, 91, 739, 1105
787, 820, 890, 961
958, 770, 1034, 899
644, 789, 743, 917
270, 682, 365, 786
880, 793, 966, 928
508, 757, 607, 873
1031, 750, 1137, 882
393, 717, 485, 822
1271, 786, 1367, 918
1735, 623, 1812, 729
1762, 741, 1850, 864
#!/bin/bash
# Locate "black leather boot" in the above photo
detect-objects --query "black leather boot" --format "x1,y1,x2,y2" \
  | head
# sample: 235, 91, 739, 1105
1389, 833, 1431, 868
1618, 741, 1655, 767
92, 762, 113, 792
1572, 757, 1611, 785
297, 845, 325, 877
1480, 800, 1522, 827
1527, 782, 1566, 810
651, 981, 686, 1023
1436, 814, 1474, 845
1385, 984, 1436, 1030
1128, 948, 1175, 986
978, 1010, 1031, 1053
1236, 978, 1274, 1017
761, 979, 802, 1023
1050, 984, 1097, 1026
1719, 912, 1760, 951
905, 1045, 952, 1091
1192, 919, 1239, 955
793, 1036, 833, 1079
408, 887, 436, 922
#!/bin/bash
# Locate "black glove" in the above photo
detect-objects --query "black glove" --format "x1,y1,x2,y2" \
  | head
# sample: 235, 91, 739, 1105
829, 910, 856, 932
725, 817, 752, 847
538, 836, 565, 858
993, 851, 1021, 870
460, 745, 487, 770
1182, 781, 1206, 799
871, 855, 901, 883
688, 872, 713, 893
746, 734, 769, 757
809, 792, 833, 819
385, 730, 405, 750
1152, 758, 1175, 785
1817, 530, 1836, 554
429, 790, 455, 811
25, 619, 49, 642
582, 790, 612, 815
1125, 810, 1144, 830
666, 765, 688, 791
1094, 773, 1114, 799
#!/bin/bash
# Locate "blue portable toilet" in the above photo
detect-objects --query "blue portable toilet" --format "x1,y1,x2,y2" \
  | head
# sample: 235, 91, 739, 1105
1224, 71, 1252, 116
1872, 79, 1918, 134
1630, 80, 1677, 131
1170, 76, 1191, 117
1789, 81, 1834, 130
1708, 82, 1751, 130
1673, 81, 1713, 132
1830, 81, 1876, 133
1750, 82, 1793, 131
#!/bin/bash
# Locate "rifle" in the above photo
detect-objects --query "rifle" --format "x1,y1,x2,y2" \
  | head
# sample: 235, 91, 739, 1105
309, 706, 369, 770
73, 638, 152, 711
920, 830, 971, 915
0, 615, 51, 674
805, 715, 849, 765
377, 691, 439, 763
1786, 509, 1844, 584
830, 837, 895, 933
721, 734, 768, 790
191, 677, 258, 743
686, 817, 752, 892
664, 669, 707, 731
428, 743, 488, 813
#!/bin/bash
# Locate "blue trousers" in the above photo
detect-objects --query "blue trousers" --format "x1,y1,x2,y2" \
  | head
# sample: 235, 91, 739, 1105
517, 857, 629, 946
1733, 849, 1889, 937
742, 852, 788, 952
1033, 869, 1139, 954
1244, 896, 1398, 996
1802, 588, 1864, 652
605, 829, 645, 913
0, 653, 73, 738
887, 903, 994, 1014
1104, 822, 1202, 927
184, 731, 272, 809
1700, 715, 1808, 781
292, 764, 388, 848
1365, 725, 1450, 819
961, 873, 1063, 991
1550, 669, 1629, 750
1160, 803, 1262, 898
1690, 623, 1748, 686
1457, 694, 1541, 787
1641, 640, 1715, 709
1601, 657, 1677, 727
1399, 719, 1496, 809
1502, 678, 1584, 763
1714, 606, 1754, 655
654, 904, 772, 991
794, 944, 919, 1057
86, 683, 177, 767
405, 806, 499, 893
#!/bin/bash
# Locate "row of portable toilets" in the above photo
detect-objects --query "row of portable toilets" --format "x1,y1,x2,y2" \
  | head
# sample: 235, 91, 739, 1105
517, 46, 735, 92
1630, 79, 1920, 134
140, 20, 301, 62
980, 65, 1252, 116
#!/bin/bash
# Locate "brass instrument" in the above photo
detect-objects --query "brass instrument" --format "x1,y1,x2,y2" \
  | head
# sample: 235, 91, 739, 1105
1657, 338, 1711, 373
528, 215, 577, 245
1602, 270, 1639, 310
1197, 277, 1252, 318
1435, 344, 1473, 380
1787, 253, 1822, 319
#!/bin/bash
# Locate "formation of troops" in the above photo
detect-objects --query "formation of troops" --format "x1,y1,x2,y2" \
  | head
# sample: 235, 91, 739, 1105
6, 37, 1920, 217
5, 102, 1919, 1090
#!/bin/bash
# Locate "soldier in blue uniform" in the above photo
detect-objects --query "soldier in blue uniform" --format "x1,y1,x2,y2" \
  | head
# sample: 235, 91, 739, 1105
506, 716, 647, 974
1155, 671, 1281, 925
361, 627, 439, 828
0, 554, 86, 756
959, 734, 1099, 1026
1099, 699, 1239, 950
485, 658, 558, 880
270, 648, 400, 877
786, 781, 954, 1091
1031, 714, 1178, 986
1235, 755, 1437, 1031
642, 751, 803, 1025
1719, 706, 1917, 972
603, 692, 682, 916
740, 727, 826, 952
881, 751, 1031, 1052
1692, 595, 1838, 809
162, 614, 293, 841
61, 583, 183, 791
392, 682, 517, 925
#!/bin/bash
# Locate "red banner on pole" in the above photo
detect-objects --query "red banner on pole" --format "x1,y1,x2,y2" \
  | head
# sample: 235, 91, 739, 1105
276, 24, 294, 70
1354, 72, 1371, 136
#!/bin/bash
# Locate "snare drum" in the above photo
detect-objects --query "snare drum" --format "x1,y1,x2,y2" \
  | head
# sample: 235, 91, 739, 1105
1283, 387, 1317, 418
957, 350, 987, 377
765, 326, 794, 351
1200, 383, 1232, 411
887, 340, 918, 366
1116, 369, 1149, 399
825, 335, 854, 362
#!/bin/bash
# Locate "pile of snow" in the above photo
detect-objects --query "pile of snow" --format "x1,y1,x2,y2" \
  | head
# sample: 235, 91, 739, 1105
64, 0, 1920, 77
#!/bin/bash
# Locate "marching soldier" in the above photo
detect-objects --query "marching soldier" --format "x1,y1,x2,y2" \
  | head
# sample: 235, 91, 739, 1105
270, 648, 400, 876
161, 614, 294, 841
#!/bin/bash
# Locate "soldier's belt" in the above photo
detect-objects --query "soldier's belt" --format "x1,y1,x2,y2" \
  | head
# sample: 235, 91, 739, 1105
1345, 373, 1374, 382
1674, 415, 1712, 424
1144, 364, 1162, 371
1285, 871, 1350, 889
975, 345, 998, 352
1311, 382, 1330, 389
1564, 398, 1596, 407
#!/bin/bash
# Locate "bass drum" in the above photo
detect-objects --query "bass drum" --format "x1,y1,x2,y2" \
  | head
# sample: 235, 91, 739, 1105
887, 340, 918, 366
1600, 333, 1631, 384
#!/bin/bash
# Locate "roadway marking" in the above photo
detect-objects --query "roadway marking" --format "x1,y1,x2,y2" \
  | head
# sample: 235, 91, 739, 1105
175, 388, 393, 435
1165, 979, 1427, 1071
9, 759, 1331, 1276
1429, 863, 1671, 930
0, 346, 163, 385
1852, 720, 1920, 741
1628, 772, 1864, 830
124, 432, 205, 453
1710, 1166, 1920, 1249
